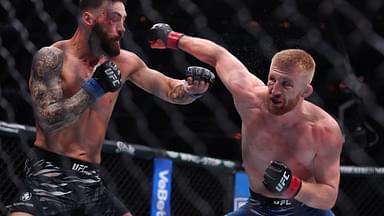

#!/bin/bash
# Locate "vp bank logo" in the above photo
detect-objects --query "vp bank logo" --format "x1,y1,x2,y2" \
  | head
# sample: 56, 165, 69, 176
155, 170, 170, 216
151, 158, 173, 216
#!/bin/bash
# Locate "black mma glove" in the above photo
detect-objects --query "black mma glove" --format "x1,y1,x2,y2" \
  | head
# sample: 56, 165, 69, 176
82, 60, 121, 99
263, 160, 302, 198
148, 23, 184, 49
184, 66, 215, 99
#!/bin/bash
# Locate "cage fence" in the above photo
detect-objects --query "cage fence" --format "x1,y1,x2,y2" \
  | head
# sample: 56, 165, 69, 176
1, 122, 384, 216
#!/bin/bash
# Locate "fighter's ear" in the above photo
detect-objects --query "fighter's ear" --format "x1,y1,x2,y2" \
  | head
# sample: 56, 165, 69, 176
82, 11, 95, 26
302, 84, 313, 98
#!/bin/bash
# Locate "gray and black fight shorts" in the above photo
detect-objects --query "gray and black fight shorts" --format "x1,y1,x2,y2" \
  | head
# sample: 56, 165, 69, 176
7, 146, 131, 216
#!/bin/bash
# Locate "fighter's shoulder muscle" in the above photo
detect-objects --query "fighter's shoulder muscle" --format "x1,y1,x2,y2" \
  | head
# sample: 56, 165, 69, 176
233, 86, 267, 114
30, 46, 64, 80
309, 106, 344, 148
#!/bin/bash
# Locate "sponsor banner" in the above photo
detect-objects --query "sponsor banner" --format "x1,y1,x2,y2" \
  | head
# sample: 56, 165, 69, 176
151, 158, 173, 216
233, 171, 250, 210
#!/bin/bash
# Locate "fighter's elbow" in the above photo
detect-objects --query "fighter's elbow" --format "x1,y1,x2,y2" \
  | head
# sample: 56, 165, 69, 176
310, 191, 338, 210
297, 183, 338, 210
320, 197, 337, 210
328, 192, 338, 209
36, 106, 73, 132
38, 107, 63, 125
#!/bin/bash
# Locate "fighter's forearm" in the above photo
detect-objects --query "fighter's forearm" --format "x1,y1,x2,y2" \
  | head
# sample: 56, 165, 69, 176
35, 89, 95, 131
295, 181, 338, 210
178, 36, 225, 67
178, 35, 257, 90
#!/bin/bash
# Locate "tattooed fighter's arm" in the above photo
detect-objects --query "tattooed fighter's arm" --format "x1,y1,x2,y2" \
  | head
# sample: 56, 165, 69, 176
29, 47, 94, 132
123, 51, 213, 104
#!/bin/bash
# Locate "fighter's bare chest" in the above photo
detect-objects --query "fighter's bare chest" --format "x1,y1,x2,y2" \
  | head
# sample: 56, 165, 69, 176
60, 58, 118, 112
59, 58, 92, 96
246, 125, 307, 148
242, 113, 316, 163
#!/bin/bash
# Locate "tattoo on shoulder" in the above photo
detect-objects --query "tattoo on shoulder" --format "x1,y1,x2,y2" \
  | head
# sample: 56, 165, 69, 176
29, 47, 93, 131
31, 47, 63, 80
30, 47, 64, 104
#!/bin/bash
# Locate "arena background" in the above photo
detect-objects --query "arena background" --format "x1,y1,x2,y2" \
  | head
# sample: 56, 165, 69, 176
1, 0, 384, 215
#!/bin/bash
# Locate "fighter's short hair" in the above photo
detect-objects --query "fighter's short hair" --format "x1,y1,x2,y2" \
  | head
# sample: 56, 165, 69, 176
271, 49, 316, 83
79, 0, 126, 11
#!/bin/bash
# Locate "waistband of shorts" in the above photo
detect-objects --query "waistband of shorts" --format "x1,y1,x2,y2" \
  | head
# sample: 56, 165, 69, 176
249, 189, 301, 207
28, 146, 100, 170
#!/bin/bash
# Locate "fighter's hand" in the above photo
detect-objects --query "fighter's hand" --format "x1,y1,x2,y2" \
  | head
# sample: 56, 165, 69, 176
148, 23, 184, 49
82, 60, 122, 99
183, 66, 215, 99
263, 160, 302, 198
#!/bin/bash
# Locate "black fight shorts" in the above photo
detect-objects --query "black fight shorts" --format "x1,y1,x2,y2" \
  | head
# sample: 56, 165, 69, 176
7, 147, 131, 216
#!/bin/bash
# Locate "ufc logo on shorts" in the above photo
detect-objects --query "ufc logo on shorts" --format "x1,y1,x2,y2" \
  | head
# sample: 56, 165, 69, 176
72, 163, 88, 173
275, 171, 290, 192
273, 199, 292, 206
105, 68, 120, 87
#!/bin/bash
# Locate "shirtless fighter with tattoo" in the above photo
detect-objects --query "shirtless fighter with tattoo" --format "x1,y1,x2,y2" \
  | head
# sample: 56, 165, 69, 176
149, 23, 344, 216
7, 2, 214, 216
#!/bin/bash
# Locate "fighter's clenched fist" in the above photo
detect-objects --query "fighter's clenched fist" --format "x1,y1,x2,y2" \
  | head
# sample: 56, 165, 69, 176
148, 23, 184, 49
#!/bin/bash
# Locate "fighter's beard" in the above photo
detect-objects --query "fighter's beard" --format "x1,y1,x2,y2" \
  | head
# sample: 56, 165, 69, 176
267, 95, 300, 115
89, 24, 121, 57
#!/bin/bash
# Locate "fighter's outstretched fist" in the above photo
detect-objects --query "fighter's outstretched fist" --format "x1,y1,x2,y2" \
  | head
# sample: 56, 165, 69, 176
148, 23, 184, 49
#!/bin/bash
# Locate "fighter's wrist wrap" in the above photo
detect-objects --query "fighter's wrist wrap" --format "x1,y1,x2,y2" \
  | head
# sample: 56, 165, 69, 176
167, 31, 185, 49
82, 79, 105, 99
284, 175, 302, 198
186, 92, 203, 99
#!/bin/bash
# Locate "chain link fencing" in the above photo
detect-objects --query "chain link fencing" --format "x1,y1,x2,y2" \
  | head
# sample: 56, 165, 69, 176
1, 122, 384, 216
